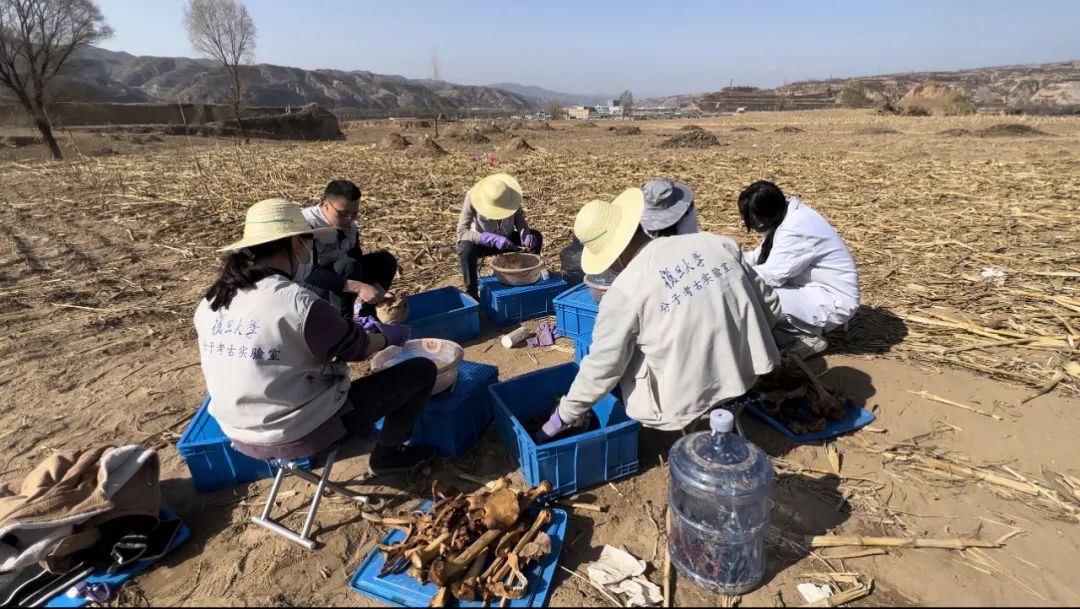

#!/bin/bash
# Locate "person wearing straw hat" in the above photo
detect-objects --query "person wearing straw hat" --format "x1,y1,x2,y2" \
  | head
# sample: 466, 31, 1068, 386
193, 199, 438, 475
737, 181, 859, 359
302, 180, 399, 319
534, 189, 782, 442
456, 173, 543, 300
641, 178, 699, 238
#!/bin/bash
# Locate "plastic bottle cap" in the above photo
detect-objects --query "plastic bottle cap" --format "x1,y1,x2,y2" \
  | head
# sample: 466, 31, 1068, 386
709, 409, 734, 434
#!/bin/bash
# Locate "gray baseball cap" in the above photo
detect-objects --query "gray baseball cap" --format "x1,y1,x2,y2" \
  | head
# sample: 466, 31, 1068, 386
641, 178, 694, 231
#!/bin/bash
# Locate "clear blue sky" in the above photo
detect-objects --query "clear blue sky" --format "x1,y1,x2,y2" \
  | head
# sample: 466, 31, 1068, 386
96, 0, 1080, 98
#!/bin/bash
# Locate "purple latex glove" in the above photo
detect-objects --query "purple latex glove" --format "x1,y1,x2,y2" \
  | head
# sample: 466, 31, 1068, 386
526, 323, 558, 348
479, 232, 513, 250
374, 321, 411, 347
355, 315, 378, 329
522, 231, 538, 251
533, 408, 571, 444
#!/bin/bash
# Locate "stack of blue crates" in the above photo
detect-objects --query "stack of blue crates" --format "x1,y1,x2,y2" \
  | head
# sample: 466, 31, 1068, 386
403, 287, 480, 343
553, 283, 599, 364
479, 275, 568, 327
177, 396, 309, 493
489, 363, 639, 499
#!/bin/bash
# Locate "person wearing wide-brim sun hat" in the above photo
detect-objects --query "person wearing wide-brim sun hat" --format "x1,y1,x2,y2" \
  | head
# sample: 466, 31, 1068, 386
640, 178, 699, 237
193, 199, 438, 475
456, 173, 543, 300
533, 189, 783, 443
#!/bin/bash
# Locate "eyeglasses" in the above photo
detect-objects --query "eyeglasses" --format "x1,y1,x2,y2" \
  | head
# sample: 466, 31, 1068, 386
328, 203, 359, 220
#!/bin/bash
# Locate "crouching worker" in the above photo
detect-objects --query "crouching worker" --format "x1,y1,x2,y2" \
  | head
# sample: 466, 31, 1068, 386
302, 180, 398, 318
194, 199, 436, 475
536, 189, 782, 442
738, 181, 860, 358
457, 173, 543, 300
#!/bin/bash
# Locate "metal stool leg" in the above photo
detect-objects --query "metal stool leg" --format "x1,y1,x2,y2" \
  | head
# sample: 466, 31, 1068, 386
298, 449, 336, 540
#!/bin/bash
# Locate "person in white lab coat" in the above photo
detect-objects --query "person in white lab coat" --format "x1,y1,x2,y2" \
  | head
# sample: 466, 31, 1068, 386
738, 181, 860, 358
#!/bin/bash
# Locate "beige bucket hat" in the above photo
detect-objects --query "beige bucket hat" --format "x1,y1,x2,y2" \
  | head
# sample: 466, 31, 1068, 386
219, 198, 336, 252
574, 188, 645, 274
469, 173, 523, 220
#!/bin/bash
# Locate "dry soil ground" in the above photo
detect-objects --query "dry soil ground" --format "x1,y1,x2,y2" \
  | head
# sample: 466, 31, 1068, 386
1, 110, 1079, 607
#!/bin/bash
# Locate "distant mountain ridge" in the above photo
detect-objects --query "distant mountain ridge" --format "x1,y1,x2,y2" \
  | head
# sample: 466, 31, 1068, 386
2, 46, 539, 113
487, 83, 613, 107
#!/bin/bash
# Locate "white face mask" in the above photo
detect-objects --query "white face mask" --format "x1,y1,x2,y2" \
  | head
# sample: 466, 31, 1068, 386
292, 240, 314, 283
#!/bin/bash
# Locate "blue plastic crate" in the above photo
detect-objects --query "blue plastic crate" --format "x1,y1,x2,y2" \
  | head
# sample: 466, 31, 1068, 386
404, 287, 480, 343
479, 275, 568, 327
407, 361, 499, 458
177, 396, 309, 493
573, 336, 592, 364
489, 363, 639, 499
350, 503, 567, 608
554, 283, 600, 341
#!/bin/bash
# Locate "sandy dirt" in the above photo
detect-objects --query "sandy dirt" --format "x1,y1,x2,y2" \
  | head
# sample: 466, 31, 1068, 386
1, 110, 1078, 606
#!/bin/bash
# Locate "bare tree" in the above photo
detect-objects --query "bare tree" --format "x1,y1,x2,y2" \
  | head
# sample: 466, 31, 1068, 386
619, 89, 633, 118
430, 47, 442, 137
183, 0, 255, 142
546, 101, 563, 121
0, 0, 112, 159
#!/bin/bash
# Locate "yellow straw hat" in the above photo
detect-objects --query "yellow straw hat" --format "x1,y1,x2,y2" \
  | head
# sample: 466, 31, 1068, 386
469, 173, 523, 221
219, 199, 336, 252
574, 188, 645, 274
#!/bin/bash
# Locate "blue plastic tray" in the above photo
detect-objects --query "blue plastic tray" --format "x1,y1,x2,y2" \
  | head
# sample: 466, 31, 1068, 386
479, 275, 568, 327
177, 396, 309, 493
45, 508, 190, 608
405, 287, 481, 343
350, 503, 567, 607
554, 283, 599, 342
490, 363, 639, 499
375, 361, 498, 458
741, 392, 876, 443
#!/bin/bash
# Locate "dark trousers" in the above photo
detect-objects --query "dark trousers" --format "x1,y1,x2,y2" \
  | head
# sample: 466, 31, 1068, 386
457, 230, 543, 295
338, 250, 398, 317
343, 357, 437, 446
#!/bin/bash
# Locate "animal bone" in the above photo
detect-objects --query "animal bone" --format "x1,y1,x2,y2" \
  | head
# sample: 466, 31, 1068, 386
376, 297, 409, 323
493, 523, 527, 558
432, 528, 504, 586
449, 547, 490, 602
488, 553, 530, 601
488, 509, 552, 585
517, 480, 553, 512
520, 532, 552, 562
409, 531, 451, 569
429, 586, 449, 608
788, 353, 845, 416
481, 488, 522, 530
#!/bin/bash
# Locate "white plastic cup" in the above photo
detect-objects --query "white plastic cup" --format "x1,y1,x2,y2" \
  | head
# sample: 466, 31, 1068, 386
500, 326, 530, 349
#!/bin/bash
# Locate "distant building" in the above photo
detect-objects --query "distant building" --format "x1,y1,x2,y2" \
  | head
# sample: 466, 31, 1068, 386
567, 105, 599, 120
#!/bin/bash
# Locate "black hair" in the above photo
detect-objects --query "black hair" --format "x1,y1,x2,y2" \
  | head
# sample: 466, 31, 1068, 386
651, 223, 680, 238
737, 181, 788, 264
322, 179, 361, 202
204, 238, 293, 311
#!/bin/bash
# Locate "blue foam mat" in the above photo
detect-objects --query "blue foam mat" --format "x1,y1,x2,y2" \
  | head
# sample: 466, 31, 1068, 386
350, 503, 567, 608
45, 508, 190, 608
742, 393, 876, 443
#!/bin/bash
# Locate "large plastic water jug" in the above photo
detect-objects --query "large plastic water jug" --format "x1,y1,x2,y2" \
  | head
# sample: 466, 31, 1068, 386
668, 409, 774, 594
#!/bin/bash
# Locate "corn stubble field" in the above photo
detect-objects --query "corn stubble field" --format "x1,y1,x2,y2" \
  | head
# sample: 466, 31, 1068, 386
1, 109, 1079, 606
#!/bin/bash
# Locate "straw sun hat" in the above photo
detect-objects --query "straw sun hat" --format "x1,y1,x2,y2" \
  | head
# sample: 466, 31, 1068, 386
219, 198, 336, 252
469, 173, 523, 220
574, 188, 645, 274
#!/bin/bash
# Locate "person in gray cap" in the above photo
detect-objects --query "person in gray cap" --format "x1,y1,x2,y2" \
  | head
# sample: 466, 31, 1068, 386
641, 178, 699, 237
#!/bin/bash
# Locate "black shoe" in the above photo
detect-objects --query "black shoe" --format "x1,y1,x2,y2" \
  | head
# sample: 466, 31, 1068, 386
369, 444, 436, 475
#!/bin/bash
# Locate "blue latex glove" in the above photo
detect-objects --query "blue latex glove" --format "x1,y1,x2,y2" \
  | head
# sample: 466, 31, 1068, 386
479, 232, 513, 250
522, 232, 538, 251
374, 321, 411, 347
533, 408, 571, 444
355, 315, 378, 329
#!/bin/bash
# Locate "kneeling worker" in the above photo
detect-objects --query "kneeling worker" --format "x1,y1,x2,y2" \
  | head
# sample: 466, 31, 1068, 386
536, 189, 782, 442
303, 180, 399, 318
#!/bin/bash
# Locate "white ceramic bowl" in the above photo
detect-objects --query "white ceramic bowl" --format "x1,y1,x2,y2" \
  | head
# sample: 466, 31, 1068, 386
369, 338, 465, 395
